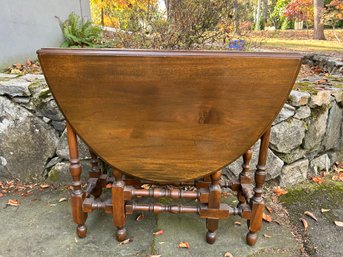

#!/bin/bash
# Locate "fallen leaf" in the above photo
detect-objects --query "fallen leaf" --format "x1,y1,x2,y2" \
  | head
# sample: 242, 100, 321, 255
40, 184, 50, 189
58, 197, 67, 203
7, 199, 20, 206
263, 234, 271, 238
153, 229, 164, 235
332, 172, 343, 182
311, 176, 324, 184
300, 218, 309, 230
321, 208, 330, 213
274, 220, 281, 225
141, 184, 150, 190
234, 221, 241, 226
273, 186, 288, 196
105, 183, 112, 189
263, 213, 272, 222
136, 213, 145, 221
224, 252, 234, 257
178, 241, 190, 249
147, 255, 161, 257
119, 238, 132, 245
26, 59, 32, 66
265, 206, 273, 214
0, 192, 3, 198
334, 221, 343, 227
304, 211, 318, 222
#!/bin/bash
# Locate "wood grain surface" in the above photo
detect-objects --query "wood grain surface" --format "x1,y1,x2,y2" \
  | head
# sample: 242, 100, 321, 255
38, 49, 302, 182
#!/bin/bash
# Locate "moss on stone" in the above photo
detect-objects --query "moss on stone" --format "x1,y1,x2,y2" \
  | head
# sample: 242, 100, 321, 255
294, 81, 317, 94
48, 168, 60, 182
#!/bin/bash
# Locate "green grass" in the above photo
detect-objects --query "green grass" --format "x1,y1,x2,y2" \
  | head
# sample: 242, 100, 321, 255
257, 38, 343, 53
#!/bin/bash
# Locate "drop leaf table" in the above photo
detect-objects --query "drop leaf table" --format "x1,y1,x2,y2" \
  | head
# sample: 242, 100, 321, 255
37, 49, 302, 245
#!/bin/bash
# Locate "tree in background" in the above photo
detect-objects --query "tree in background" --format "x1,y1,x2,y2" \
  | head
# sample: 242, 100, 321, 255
314, 0, 326, 39
324, 0, 343, 41
284, 0, 314, 29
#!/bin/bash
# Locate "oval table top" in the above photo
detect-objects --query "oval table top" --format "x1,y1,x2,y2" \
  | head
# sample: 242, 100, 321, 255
38, 49, 302, 182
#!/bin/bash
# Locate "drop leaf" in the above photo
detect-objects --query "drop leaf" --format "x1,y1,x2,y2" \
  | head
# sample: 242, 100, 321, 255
224, 252, 234, 257
136, 213, 145, 221
334, 221, 343, 227
7, 199, 20, 206
321, 208, 330, 213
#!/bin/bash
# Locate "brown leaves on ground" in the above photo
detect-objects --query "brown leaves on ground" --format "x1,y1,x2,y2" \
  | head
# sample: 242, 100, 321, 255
304, 211, 318, 222
7, 199, 20, 206
263, 212, 272, 223
311, 176, 324, 184
135, 213, 144, 221
273, 186, 288, 196
119, 238, 133, 245
0, 180, 41, 197
224, 252, 234, 257
332, 162, 343, 181
178, 241, 190, 249
3, 59, 41, 75
39, 184, 50, 189
153, 229, 164, 236
300, 218, 309, 231
334, 221, 343, 227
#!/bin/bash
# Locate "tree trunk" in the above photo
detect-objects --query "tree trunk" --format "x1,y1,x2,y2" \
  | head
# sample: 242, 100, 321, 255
255, 0, 262, 30
313, 0, 326, 40
233, 0, 240, 35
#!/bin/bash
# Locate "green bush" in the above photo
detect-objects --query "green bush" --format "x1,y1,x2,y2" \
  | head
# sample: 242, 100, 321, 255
58, 12, 103, 48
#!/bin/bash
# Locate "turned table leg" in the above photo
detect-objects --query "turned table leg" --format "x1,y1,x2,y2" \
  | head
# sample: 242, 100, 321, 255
89, 150, 102, 198
67, 122, 88, 238
246, 127, 271, 246
206, 170, 222, 244
112, 169, 127, 241
238, 147, 253, 205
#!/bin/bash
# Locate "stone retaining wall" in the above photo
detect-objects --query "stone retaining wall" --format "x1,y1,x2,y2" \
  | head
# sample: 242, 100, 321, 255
0, 71, 342, 187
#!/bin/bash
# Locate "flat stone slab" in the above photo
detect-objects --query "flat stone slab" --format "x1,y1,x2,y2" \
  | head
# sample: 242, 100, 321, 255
280, 182, 343, 257
0, 189, 301, 257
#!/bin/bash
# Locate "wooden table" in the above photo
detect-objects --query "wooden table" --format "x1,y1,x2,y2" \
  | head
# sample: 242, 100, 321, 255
38, 48, 302, 245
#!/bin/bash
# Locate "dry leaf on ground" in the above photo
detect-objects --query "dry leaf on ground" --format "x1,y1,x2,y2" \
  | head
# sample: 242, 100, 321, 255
263, 234, 271, 238
300, 218, 309, 230
224, 252, 234, 257
178, 241, 190, 249
334, 221, 343, 227
58, 197, 67, 203
7, 199, 20, 206
105, 183, 112, 189
311, 176, 324, 184
148, 255, 161, 257
273, 186, 288, 196
263, 213, 272, 222
119, 238, 132, 245
153, 229, 164, 235
321, 208, 330, 213
265, 206, 273, 213
304, 211, 318, 222
136, 213, 144, 221
332, 173, 343, 182
234, 221, 241, 226
40, 184, 50, 189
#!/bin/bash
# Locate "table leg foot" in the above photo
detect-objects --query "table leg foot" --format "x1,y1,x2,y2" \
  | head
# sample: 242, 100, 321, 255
116, 227, 127, 241
206, 231, 217, 244
246, 231, 257, 246
77, 224, 87, 238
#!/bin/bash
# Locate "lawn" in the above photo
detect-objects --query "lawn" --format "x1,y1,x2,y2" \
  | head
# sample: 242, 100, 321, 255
256, 37, 343, 54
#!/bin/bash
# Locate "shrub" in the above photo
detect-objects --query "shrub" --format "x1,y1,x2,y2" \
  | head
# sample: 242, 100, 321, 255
57, 12, 103, 48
